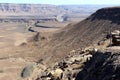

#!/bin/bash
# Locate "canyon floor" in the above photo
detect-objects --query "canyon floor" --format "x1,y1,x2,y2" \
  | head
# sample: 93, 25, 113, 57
0, 21, 69, 80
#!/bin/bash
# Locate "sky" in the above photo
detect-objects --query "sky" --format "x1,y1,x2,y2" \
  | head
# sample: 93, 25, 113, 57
0, 0, 120, 5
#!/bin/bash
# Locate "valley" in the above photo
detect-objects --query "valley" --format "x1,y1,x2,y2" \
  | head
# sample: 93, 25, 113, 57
0, 3, 119, 80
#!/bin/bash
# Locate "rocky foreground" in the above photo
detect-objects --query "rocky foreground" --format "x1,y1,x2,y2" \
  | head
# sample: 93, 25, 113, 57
20, 46, 120, 80
20, 48, 96, 80
76, 50, 120, 80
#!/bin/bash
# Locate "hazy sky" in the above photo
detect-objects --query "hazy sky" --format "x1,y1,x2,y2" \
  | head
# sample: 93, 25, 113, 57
0, 0, 120, 5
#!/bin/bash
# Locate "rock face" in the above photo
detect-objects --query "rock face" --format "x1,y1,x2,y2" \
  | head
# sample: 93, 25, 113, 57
111, 30, 120, 46
90, 7, 120, 24
75, 51, 120, 80
0, 3, 65, 16
0, 4, 105, 16
22, 48, 96, 80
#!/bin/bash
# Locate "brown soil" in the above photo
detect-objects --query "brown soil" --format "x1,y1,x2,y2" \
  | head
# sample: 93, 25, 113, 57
0, 7, 120, 80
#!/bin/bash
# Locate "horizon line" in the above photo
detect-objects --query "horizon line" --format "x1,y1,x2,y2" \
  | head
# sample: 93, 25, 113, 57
0, 2, 119, 6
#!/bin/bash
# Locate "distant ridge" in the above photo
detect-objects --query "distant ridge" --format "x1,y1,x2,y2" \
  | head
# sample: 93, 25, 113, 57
0, 3, 111, 16
0, 3, 65, 16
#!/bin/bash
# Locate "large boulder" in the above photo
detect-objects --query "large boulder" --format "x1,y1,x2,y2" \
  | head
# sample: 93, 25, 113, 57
49, 68, 63, 80
21, 63, 36, 78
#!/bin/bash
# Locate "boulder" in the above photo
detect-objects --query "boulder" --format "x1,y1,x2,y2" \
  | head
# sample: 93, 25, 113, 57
21, 63, 36, 78
49, 68, 63, 80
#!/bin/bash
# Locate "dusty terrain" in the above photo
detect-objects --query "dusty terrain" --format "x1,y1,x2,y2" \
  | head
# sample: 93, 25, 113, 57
0, 4, 120, 80
0, 20, 68, 80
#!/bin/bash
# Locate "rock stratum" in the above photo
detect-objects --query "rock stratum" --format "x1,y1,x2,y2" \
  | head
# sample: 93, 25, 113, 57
0, 3, 107, 17
0, 3, 65, 16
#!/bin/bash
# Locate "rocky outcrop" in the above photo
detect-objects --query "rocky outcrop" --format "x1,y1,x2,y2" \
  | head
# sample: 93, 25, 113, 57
0, 4, 104, 17
0, 3, 65, 16
75, 51, 120, 80
21, 48, 97, 80
111, 30, 120, 46
89, 7, 120, 24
